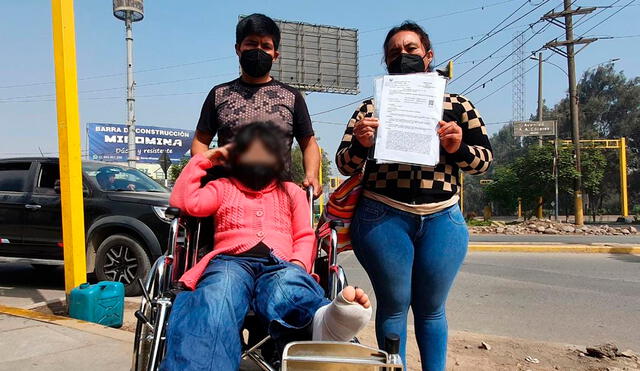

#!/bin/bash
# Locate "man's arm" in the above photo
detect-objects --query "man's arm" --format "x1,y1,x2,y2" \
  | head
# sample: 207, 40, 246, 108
192, 88, 218, 156
298, 135, 321, 198
191, 129, 214, 156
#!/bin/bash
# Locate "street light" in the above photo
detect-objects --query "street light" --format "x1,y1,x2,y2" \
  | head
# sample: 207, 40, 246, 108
586, 58, 619, 70
113, 0, 144, 168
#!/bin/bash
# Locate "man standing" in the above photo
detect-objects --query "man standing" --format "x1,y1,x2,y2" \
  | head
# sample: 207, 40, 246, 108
191, 13, 321, 196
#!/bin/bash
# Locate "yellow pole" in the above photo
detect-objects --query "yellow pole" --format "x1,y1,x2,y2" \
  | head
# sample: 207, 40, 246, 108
536, 197, 544, 219
318, 147, 324, 214
52, 0, 87, 294
459, 172, 464, 215
619, 137, 628, 217
518, 197, 522, 219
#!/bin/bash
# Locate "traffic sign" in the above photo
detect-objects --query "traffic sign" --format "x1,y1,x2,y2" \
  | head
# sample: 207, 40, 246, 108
513, 120, 556, 136
158, 151, 172, 178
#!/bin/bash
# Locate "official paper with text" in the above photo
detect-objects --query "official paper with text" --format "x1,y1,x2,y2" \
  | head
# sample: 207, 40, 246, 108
373, 73, 446, 166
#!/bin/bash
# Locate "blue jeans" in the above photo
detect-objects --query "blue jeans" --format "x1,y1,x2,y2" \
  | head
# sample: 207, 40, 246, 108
351, 198, 468, 371
160, 254, 329, 371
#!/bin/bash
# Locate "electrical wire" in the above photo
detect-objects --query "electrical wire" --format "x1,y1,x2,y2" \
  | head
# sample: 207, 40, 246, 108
452, 22, 547, 84
459, 23, 551, 95
0, 1, 518, 90
359, 0, 519, 34
577, 0, 636, 36
436, 0, 551, 67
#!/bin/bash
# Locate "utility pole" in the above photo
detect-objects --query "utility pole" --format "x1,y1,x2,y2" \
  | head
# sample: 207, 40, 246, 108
542, 1, 597, 226
533, 52, 544, 219
536, 52, 543, 146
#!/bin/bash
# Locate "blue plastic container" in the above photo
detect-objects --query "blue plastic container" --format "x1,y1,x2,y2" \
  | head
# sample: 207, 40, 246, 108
69, 281, 125, 328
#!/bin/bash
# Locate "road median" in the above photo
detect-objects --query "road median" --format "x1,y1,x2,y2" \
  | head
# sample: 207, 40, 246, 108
469, 242, 639, 254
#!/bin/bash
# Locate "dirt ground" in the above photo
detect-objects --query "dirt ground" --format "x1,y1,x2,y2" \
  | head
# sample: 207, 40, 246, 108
35, 299, 640, 371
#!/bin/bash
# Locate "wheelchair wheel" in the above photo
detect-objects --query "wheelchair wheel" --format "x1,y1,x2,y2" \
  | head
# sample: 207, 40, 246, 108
132, 257, 171, 371
132, 298, 154, 371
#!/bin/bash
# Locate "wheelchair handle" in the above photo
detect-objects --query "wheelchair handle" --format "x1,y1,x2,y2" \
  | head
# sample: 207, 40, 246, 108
165, 207, 181, 219
307, 186, 315, 227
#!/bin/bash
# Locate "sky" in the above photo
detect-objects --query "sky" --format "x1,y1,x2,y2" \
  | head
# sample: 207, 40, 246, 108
1, 0, 638, 173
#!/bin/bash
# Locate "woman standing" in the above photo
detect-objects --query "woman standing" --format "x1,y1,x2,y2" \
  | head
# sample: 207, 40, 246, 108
336, 22, 493, 370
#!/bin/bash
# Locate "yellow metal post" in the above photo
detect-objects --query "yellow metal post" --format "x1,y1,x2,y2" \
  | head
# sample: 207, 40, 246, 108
536, 197, 544, 219
459, 172, 464, 215
619, 137, 628, 217
52, 0, 87, 294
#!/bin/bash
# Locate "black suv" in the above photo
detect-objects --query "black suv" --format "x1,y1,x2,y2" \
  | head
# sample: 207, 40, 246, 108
0, 157, 171, 295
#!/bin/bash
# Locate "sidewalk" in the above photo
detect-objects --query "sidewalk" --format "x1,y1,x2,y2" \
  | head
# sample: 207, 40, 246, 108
0, 311, 132, 371
1, 305, 638, 371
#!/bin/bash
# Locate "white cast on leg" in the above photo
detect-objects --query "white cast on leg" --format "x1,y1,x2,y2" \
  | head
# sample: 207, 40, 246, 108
312, 291, 372, 341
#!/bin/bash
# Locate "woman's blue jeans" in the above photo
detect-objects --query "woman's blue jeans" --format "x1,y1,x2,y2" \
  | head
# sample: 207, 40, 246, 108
351, 198, 468, 371
160, 254, 328, 371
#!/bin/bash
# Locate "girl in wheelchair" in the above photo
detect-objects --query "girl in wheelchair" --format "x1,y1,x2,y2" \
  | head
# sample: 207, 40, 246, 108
162, 122, 372, 371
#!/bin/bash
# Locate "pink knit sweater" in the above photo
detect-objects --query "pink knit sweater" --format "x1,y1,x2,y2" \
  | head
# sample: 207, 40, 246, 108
169, 153, 315, 290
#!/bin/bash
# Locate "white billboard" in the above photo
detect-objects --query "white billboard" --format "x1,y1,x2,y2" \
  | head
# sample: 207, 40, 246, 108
240, 16, 359, 94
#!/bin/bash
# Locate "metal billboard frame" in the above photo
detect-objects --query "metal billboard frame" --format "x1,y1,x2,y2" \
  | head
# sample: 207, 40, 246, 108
239, 16, 359, 95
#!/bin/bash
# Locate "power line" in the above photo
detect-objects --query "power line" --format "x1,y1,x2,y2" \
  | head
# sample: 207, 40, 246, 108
473, 1, 636, 104
451, 22, 546, 84
0, 2, 519, 90
311, 97, 370, 116
474, 57, 542, 103
577, 0, 636, 36
460, 23, 551, 95
359, 0, 519, 34
0, 71, 237, 102
436, 0, 551, 67
0, 56, 236, 90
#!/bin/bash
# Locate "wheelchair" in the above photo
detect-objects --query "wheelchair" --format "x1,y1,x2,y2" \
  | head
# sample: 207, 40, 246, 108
131, 187, 402, 370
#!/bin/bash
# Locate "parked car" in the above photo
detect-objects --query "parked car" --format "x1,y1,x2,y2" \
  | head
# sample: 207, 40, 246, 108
0, 157, 171, 295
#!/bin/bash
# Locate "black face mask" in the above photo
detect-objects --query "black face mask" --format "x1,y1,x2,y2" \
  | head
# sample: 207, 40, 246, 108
231, 163, 277, 191
240, 49, 273, 78
387, 53, 426, 74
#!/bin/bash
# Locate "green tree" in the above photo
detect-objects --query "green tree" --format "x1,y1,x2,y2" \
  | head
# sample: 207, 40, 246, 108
291, 144, 332, 186
581, 149, 607, 221
549, 64, 640, 211
482, 63, 638, 217
484, 166, 519, 213
484, 145, 579, 218
169, 157, 189, 181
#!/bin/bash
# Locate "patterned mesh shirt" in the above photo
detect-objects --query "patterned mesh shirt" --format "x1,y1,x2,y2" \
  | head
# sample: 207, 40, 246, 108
336, 93, 493, 204
196, 78, 314, 169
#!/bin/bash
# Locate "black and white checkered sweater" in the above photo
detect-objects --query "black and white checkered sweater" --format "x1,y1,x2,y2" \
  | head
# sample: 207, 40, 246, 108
336, 94, 493, 204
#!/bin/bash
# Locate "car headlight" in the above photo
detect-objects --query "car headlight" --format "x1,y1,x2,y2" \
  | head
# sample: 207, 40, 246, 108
152, 206, 171, 223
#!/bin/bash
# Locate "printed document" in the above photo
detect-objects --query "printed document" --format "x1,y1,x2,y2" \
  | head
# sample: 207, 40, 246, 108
373, 73, 446, 166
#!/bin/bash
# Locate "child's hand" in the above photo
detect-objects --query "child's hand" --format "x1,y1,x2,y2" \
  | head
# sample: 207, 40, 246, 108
290, 260, 307, 271
203, 144, 232, 165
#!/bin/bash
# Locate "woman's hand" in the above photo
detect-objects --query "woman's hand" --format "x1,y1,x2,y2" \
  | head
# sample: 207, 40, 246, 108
202, 144, 232, 165
438, 121, 463, 154
353, 117, 379, 148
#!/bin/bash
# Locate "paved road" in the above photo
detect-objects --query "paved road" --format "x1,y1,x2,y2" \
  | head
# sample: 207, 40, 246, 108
470, 234, 640, 244
1, 253, 639, 351
340, 252, 640, 350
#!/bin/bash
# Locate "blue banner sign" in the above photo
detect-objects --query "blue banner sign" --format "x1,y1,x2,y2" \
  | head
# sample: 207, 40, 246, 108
87, 123, 194, 164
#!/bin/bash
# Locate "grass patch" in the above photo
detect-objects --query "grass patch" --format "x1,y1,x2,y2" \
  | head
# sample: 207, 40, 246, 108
467, 219, 492, 227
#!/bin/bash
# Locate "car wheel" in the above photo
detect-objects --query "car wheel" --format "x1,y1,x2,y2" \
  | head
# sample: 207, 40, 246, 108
95, 234, 150, 296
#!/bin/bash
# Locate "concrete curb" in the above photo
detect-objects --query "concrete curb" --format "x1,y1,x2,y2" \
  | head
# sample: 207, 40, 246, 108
468, 243, 640, 254
0, 304, 133, 343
